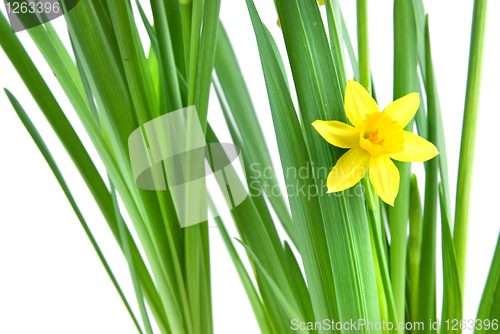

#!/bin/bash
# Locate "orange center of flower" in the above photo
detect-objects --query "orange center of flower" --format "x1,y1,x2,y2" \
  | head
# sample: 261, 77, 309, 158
359, 111, 405, 157
367, 129, 384, 145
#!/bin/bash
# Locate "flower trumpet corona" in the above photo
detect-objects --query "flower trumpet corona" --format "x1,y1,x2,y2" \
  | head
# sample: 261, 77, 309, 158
312, 80, 439, 205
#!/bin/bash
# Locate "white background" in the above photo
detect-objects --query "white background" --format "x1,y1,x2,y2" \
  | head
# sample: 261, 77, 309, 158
0, 0, 499, 333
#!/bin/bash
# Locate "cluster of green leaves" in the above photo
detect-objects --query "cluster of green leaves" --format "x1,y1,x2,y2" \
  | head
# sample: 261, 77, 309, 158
0, 0, 496, 333
1, 0, 221, 333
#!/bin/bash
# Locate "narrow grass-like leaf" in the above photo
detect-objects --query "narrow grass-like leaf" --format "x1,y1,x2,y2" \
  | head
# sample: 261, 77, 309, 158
324, 0, 346, 92
44, 21, 85, 95
434, 98, 451, 217
100, 3, 188, 299
0, 12, 182, 334
245, 2, 340, 332
475, 233, 500, 334
184, 3, 221, 334
416, 15, 440, 332
214, 23, 296, 245
235, 239, 308, 333
409, 0, 429, 141
187, 0, 202, 106
64, 0, 139, 150
439, 184, 463, 334
412, 0, 427, 80
207, 125, 297, 334
74, 39, 157, 334
413, 76, 428, 141
213, 81, 292, 261
453, 0, 488, 288
412, 1, 451, 214
355, 2, 397, 328
193, 0, 221, 130
363, 180, 398, 331
263, 25, 290, 91
390, 0, 418, 322
207, 198, 274, 334
111, 181, 155, 334
66, 4, 194, 330
408, 175, 423, 321
487, 290, 500, 333
106, 0, 156, 125
356, 0, 370, 93
4, 89, 144, 334
150, 0, 182, 111
283, 242, 315, 324
274, 0, 381, 329
340, 9, 359, 81
66, 2, 198, 333
163, 0, 187, 77
179, 1, 192, 65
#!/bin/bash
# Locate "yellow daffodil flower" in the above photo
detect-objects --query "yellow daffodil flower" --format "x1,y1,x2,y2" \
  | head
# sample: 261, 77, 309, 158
312, 80, 439, 205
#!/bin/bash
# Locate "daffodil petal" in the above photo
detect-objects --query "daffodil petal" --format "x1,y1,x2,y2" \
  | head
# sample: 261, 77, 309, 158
369, 156, 400, 206
312, 120, 360, 148
344, 80, 379, 128
389, 131, 439, 162
327, 147, 370, 193
384, 93, 420, 127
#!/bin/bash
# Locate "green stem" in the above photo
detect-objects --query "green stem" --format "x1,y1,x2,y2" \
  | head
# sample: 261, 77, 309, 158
356, 0, 370, 92
325, 0, 346, 93
180, 0, 193, 74
187, 0, 203, 106
408, 175, 423, 321
111, 181, 154, 334
417, 17, 440, 331
453, 0, 488, 293
357, 3, 397, 329
150, 0, 183, 112
363, 178, 399, 332
475, 232, 500, 334
391, 0, 419, 326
